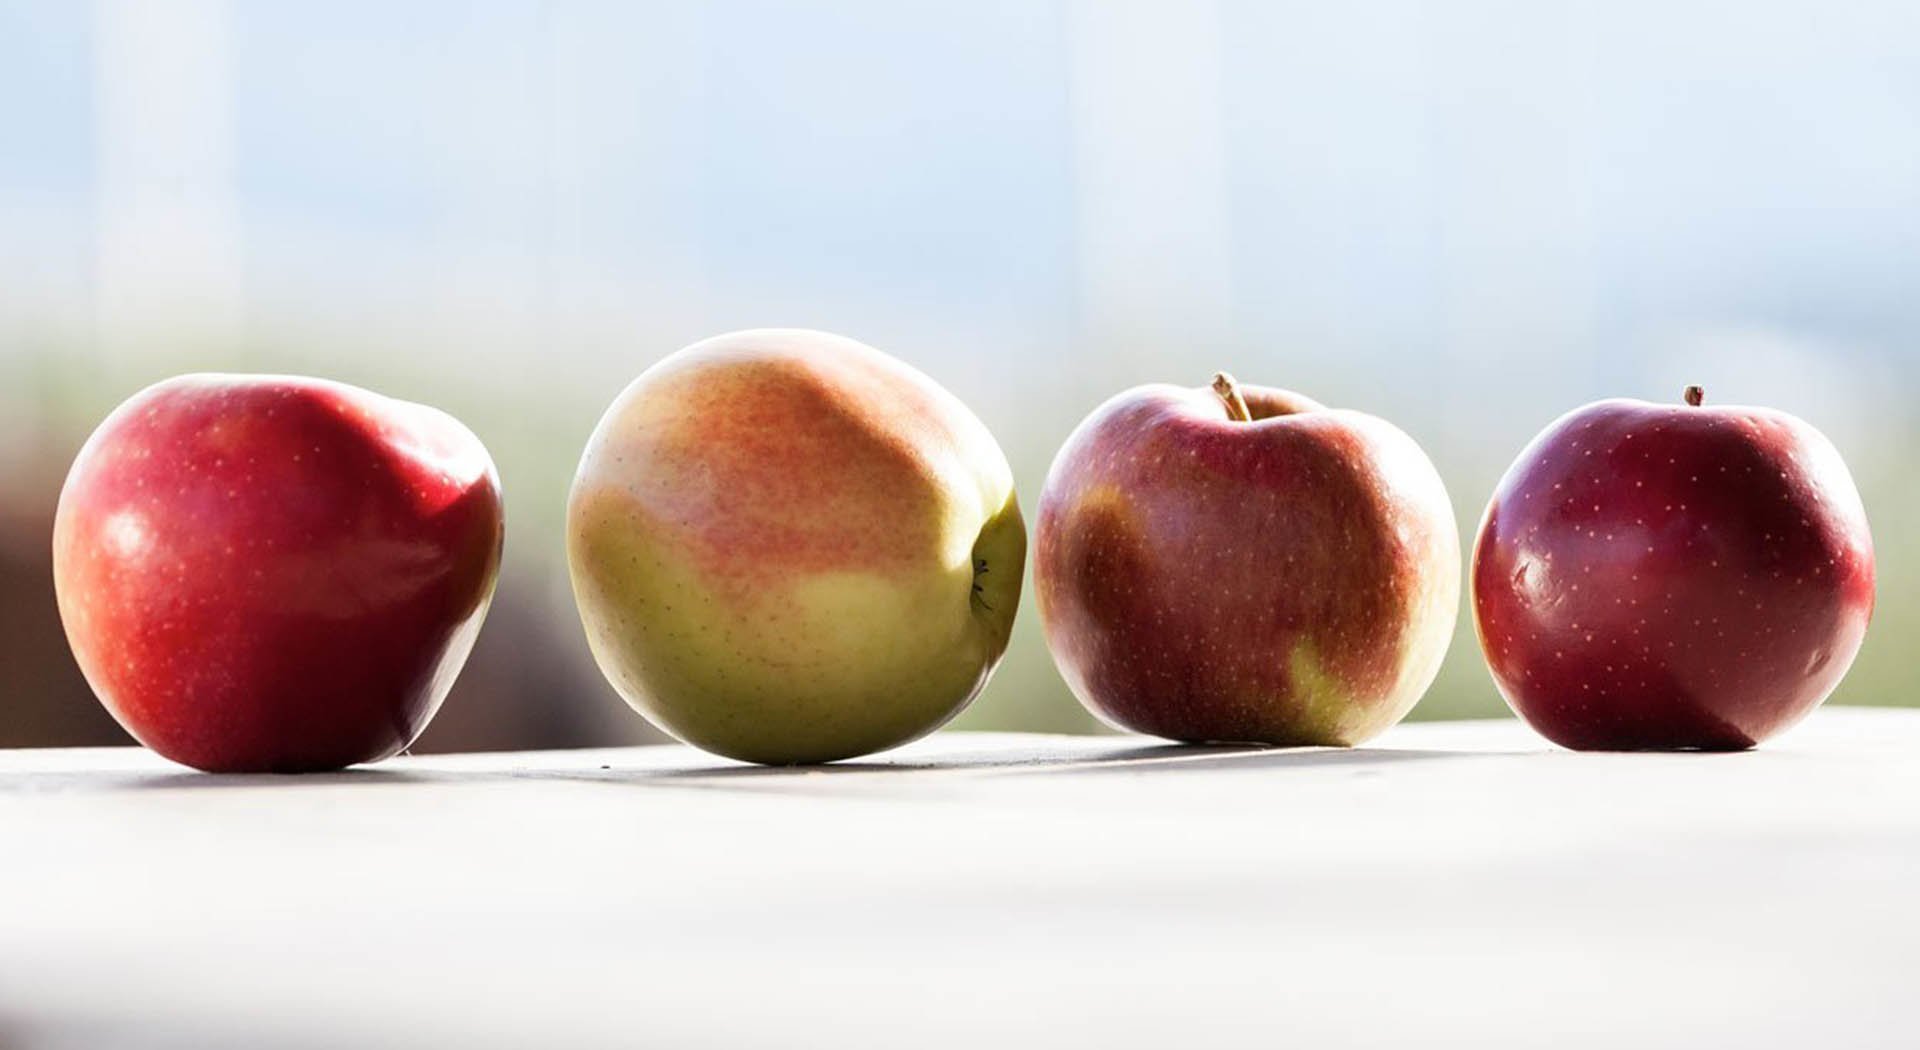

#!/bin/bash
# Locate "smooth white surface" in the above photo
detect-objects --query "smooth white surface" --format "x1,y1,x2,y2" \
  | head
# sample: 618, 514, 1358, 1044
2, 709, 1916, 1049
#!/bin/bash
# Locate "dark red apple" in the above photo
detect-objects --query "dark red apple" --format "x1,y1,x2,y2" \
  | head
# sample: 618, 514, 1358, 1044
1035, 374, 1460, 747
53, 374, 504, 772
1472, 386, 1875, 750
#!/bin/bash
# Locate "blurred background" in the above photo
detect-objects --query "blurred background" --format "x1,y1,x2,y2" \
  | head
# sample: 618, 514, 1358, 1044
2, 0, 1915, 752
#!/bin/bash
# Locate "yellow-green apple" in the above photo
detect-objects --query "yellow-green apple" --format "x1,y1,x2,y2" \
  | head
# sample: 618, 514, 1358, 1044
566, 329, 1025, 764
1473, 386, 1875, 750
53, 375, 504, 773
1035, 373, 1459, 746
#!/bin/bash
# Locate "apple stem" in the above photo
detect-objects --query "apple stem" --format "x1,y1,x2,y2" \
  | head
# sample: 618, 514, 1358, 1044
1211, 372, 1252, 422
1684, 385, 1705, 407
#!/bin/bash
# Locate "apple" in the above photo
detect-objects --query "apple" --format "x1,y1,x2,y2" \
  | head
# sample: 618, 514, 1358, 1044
566, 329, 1025, 764
1034, 373, 1459, 746
53, 374, 504, 773
1472, 386, 1875, 750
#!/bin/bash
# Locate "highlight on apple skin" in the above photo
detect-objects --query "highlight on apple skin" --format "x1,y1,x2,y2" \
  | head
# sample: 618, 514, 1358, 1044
52, 374, 505, 773
1034, 372, 1461, 747
566, 329, 1026, 765
1472, 387, 1875, 751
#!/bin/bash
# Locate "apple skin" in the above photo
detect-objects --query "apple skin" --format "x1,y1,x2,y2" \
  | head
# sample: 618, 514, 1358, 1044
1472, 393, 1875, 750
1034, 378, 1460, 747
52, 374, 504, 773
566, 329, 1025, 765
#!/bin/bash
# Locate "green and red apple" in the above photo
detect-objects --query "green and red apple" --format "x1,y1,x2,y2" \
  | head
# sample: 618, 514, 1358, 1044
1035, 374, 1459, 746
566, 329, 1025, 764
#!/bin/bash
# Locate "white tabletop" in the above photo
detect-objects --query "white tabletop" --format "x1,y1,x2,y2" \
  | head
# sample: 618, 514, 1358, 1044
2, 708, 1914, 1049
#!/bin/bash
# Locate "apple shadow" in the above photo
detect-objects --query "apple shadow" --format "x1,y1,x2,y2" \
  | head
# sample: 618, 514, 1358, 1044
2, 766, 474, 793
1010, 742, 1485, 776
634, 759, 988, 780
592, 740, 1494, 785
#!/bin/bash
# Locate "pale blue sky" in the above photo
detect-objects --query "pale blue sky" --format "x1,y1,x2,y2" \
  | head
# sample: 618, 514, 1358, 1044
2, 0, 1915, 434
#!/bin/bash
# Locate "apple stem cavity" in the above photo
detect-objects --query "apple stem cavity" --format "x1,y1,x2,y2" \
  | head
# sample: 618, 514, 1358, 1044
1211, 372, 1253, 423
1684, 385, 1705, 407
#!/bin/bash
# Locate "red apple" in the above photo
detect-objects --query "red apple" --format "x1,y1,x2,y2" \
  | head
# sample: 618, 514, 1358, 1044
1472, 386, 1875, 750
53, 374, 504, 772
1035, 374, 1460, 746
